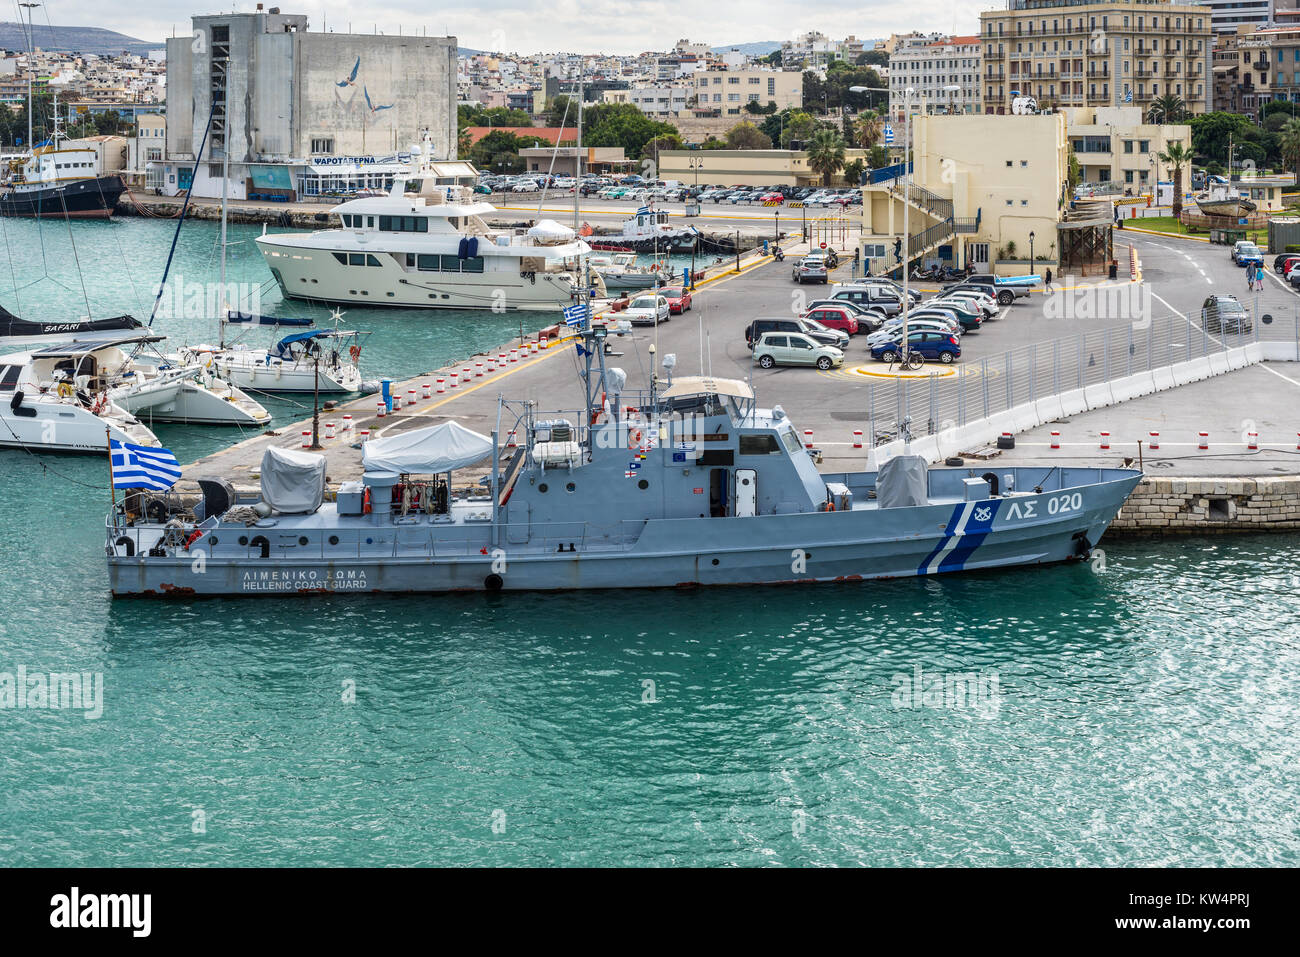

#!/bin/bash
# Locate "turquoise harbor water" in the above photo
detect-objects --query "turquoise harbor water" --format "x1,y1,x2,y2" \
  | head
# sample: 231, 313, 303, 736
1, 218, 1298, 866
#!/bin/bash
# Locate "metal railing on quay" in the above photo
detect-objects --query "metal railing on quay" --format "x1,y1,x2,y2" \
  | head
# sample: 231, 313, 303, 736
865, 311, 1299, 446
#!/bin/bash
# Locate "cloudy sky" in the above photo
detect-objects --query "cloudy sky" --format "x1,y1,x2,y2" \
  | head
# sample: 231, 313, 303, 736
32, 1, 989, 54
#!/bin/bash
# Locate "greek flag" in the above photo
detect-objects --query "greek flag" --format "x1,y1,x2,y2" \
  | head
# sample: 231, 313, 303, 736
110, 440, 182, 491
563, 302, 589, 327
636, 206, 651, 216
1124, 88, 1132, 103
883, 124, 895, 145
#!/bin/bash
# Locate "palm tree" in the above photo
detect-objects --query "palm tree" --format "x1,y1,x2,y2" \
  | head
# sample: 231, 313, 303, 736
806, 129, 847, 186
1280, 118, 1300, 189
1147, 94, 1187, 125
852, 111, 883, 150
1158, 140, 1192, 220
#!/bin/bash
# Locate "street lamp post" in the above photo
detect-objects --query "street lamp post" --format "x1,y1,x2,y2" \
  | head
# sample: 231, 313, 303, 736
688, 155, 703, 287
1029, 230, 1035, 278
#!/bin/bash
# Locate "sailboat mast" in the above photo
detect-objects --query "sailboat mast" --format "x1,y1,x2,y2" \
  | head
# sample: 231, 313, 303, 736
573, 73, 583, 233
219, 108, 229, 348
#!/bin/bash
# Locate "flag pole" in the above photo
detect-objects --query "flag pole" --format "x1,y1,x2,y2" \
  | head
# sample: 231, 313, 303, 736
106, 426, 116, 511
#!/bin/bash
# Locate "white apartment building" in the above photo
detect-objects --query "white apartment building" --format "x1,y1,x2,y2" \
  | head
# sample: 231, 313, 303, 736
693, 68, 802, 115
888, 35, 983, 120
602, 84, 691, 117
1179, 0, 1295, 33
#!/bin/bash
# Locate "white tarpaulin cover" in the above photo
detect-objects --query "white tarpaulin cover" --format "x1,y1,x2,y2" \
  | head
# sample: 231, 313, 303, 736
362, 422, 494, 478
526, 219, 576, 242
261, 445, 326, 514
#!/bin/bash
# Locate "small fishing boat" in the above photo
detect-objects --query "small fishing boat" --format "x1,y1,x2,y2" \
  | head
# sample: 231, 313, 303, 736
589, 253, 668, 292
1195, 180, 1256, 219
585, 207, 697, 254
195, 326, 370, 394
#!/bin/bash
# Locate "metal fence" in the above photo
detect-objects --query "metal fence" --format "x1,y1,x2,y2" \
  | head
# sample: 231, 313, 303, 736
864, 311, 1300, 445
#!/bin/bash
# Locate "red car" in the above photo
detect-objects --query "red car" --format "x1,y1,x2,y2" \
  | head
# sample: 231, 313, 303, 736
759, 191, 785, 204
803, 304, 860, 336
661, 285, 693, 313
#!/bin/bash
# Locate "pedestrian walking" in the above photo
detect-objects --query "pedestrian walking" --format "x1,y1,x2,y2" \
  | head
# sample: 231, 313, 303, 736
1044, 267, 1054, 293
1246, 262, 1256, 291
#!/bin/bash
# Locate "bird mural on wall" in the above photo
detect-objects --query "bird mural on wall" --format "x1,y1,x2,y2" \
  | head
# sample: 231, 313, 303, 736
363, 87, 394, 114
337, 57, 360, 88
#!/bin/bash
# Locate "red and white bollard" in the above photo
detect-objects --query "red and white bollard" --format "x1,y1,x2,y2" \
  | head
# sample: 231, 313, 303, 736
422, 382, 431, 399
507, 430, 517, 448
531, 341, 539, 353
301, 430, 312, 448
448, 373, 458, 390
1248, 431, 1259, 450
408, 389, 417, 406
376, 399, 387, 418
475, 362, 484, 377
1099, 431, 1110, 450
1050, 431, 1060, 449
341, 414, 352, 432
852, 430, 863, 449
359, 428, 370, 442
487, 356, 496, 372
1199, 431, 1209, 450
1148, 431, 1159, 449
498, 354, 507, 368
392, 393, 401, 411
325, 421, 336, 440
462, 367, 471, 383
804, 429, 814, 449
540, 337, 549, 350
510, 349, 519, 363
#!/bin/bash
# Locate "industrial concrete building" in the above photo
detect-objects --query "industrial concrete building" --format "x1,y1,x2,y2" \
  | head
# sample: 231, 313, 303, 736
161, 7, 457, 199
1064, 106, 1191, 190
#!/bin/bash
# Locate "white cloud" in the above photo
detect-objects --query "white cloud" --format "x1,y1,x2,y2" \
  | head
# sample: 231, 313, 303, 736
47, 1, 987, 55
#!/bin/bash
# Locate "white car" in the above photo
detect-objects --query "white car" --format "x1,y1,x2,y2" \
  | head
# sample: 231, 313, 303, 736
941, 291, 997, 316
511, 181, 539, 193
623, 295, 670, 326
932, 295, 993, 318
866, 318, 960, 346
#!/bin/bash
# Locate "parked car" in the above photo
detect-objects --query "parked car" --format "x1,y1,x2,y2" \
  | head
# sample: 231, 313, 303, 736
923, 299, 983, 331
833, 280, 922, 305
945, 280, 1006, 304
1272, 253, 1300, 273
624, 295, 670, 326
866, 319, 960, 347
1200, 295, 1253, 334
660, 285, 692, 314
793, 255, 829, 284
953, 273, 1031, 304
805, 299, 886, 332
753, 332, 844, 371
758, 191, 784, 204
870, 330, 961, 364
745, 317, 847, 349
802, 305, 860, 337
1232, 241, 1263, 266
827, 283, 903, 316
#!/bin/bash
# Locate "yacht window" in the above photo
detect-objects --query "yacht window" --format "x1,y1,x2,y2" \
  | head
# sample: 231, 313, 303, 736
780, 429, 802, 454
738, 434, 779, 455
367, 217, 375, 227
440, 255, 462, 272
348, 253, 366, 266
366, 255, 382, 267
333, 252, 348, 265
462, 256, 485, 273
418, 254, 440, 271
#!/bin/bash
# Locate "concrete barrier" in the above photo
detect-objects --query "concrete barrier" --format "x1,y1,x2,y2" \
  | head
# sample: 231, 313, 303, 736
1059, 388, 1089, 416
1152, 366, 1177, 390
1207, 352, 1230, 375
1083, 382, 1115, 411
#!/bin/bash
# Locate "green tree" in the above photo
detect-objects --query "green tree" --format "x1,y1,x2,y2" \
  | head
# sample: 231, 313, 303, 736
806, 129, 847, 186
725, 121, 772, 150
458, 104, 533, 129
640, 132, 684, 163
1158, 140, 1192, 219
1279, 118, 1300, 189
1146, 93, 1187, 124
868, 145, 891, 169
779, 110, 818, 147
1188, 111, 1266, 170
851, 110, 883, 149
843, 158, 866, 184
468, 130, 530, 171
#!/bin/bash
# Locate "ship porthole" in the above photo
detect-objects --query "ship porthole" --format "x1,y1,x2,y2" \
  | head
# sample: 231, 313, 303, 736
484, 573, 504, 591
298, 536, 309, 546
711, 558, 719, 566
566, 482, 575, 492
638, 479, 649, 490
208, 537, 218, 546
328, 535, 339, 545
238, 535, 249, 546
538, 483, 548, 493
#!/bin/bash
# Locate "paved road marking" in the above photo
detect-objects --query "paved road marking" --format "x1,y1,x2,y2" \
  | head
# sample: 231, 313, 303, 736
1150, 289, 1300, 390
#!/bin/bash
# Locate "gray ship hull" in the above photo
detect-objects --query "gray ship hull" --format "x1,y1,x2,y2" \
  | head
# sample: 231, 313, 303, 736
107, 468, 1139, 596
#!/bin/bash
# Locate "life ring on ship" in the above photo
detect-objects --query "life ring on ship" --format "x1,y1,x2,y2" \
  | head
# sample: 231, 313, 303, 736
628, 428, 643, 449
56, 381, 74, 398
650, 263, 660, 271
362, 487, 372, 514
349, 345, 361, 362
91, 393, 108, 415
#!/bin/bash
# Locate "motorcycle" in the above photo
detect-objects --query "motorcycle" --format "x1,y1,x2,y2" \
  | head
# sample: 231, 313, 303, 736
773, 247, 785, 262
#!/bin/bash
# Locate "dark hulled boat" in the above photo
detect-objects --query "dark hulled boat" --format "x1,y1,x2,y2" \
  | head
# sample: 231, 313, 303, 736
0, 172, 126, 218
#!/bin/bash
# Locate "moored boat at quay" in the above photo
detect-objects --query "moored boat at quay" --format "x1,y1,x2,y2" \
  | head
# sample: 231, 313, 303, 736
104, 325, 1142, 597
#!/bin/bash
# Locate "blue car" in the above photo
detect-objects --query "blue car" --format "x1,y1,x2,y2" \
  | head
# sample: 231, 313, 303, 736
870, 330, 961, 364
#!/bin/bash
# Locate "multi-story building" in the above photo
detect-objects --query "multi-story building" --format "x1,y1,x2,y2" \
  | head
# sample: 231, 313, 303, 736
860, 112, 1071, 275
163, 7, 458, 199
888, 35, 983, 120
1182, 0, 1297, 35
980, 1, 1214, 115
601, 85, 691, 118
1212, 23, 1300, 111
1064, 105, 1191, 189
692, 68, 802, 116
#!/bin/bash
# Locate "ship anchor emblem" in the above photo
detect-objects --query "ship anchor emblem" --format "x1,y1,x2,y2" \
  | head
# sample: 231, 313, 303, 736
973, 506, 992, 523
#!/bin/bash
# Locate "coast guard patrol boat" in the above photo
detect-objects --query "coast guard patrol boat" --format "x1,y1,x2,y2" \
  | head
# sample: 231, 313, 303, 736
105, 324, 1141, 596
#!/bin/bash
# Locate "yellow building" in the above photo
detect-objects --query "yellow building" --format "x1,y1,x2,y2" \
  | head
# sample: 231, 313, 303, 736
980, 1, 1213, 116
860, 112, 1072, 275
690, 68, 803, 116
658, 148, 868, 187
1064, 106, 1190, 191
